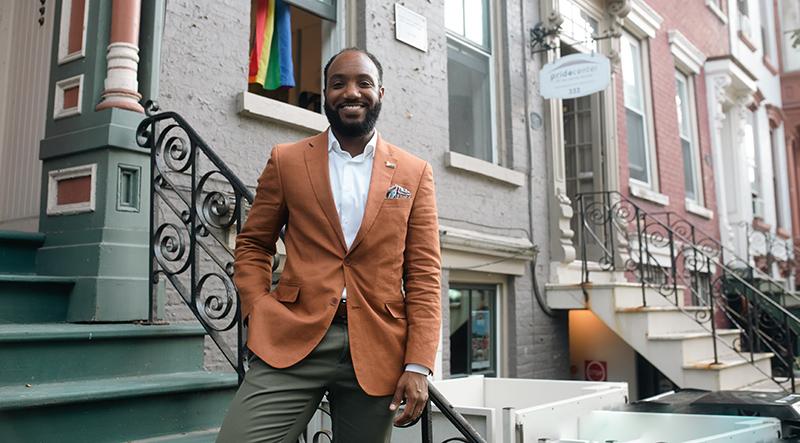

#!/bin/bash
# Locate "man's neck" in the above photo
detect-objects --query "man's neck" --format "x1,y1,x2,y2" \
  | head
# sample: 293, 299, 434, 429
332, 128, 375, 158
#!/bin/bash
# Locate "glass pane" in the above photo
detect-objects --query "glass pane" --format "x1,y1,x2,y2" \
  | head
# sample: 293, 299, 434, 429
448, 41, 493, 162
470, 289, 494, 374
621, 36, 643, 112
464, 0, 489, 49
675, 74, 691, 138
559, 0, 599, 51
445, 0, 464, 35
448, 288, 469, 376
626, 109, 649, 183
682, 138, 697, 201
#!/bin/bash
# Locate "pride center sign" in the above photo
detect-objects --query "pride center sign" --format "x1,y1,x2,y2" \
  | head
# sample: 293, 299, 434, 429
539, 53, 611, 100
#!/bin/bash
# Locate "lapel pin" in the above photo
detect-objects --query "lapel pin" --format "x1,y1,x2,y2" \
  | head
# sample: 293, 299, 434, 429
385, 161, 396, 169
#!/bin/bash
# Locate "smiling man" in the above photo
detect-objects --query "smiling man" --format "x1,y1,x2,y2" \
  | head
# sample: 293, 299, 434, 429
215, 48, 442, 443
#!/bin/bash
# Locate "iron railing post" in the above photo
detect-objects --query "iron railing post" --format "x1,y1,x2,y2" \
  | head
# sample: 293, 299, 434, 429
420, 401, 433, 443
635, 208, 646, 306
708, 256, 718, 365
147, 117, 158, 324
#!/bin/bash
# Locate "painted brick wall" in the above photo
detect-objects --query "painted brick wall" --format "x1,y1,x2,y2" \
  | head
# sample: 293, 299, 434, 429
157, 0, 568, 380
617, 0, 729, 238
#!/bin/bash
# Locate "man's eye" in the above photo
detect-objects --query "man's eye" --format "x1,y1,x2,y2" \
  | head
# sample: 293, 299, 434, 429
360, 81, 373, 87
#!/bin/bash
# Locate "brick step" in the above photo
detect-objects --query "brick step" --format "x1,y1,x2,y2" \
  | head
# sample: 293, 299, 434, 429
0, 323, 207, 385
0, 230, 45, 274
0, 274, 75, 324
0, 372, 237, 443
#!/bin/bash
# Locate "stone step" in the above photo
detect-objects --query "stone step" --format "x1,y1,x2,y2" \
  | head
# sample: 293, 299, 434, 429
132, 428, 219, 443
0, 274, 75, 323
682, 352, 774, 391
0, 323, 207, 385
648, 329, 742, 364
616, 306, 710, 335
0, 230, 45, 274
0, 372, 237, 443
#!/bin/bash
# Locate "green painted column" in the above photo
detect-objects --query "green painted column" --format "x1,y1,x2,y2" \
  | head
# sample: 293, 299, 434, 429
37, 0, 163, 321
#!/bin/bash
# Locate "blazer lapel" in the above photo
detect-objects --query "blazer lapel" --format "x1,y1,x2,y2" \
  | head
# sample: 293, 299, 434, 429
304, 131, 347, 252
348, 135, 397, 255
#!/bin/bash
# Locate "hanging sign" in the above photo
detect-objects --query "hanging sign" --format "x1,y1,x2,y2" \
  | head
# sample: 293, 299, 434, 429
539, 53, 611, 99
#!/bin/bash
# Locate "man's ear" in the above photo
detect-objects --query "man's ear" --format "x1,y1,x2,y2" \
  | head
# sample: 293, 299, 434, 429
378, 86, 385, 100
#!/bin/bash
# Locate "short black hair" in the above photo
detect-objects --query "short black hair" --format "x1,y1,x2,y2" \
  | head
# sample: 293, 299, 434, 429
323, 47, 383, 89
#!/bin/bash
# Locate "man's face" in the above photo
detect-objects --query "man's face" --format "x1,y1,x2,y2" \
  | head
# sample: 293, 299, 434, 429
324, 51, 385, 137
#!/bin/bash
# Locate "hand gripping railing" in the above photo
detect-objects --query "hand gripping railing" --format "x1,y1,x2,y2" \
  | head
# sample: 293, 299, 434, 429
136, 102, 486, 443
575, 191, 800, 392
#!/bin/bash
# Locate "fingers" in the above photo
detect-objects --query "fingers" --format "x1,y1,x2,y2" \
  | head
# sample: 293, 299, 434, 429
392, 375, 429, 426
389, 382, 404, 413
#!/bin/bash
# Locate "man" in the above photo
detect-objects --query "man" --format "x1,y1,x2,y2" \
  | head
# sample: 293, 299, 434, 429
216, 48, 442, 443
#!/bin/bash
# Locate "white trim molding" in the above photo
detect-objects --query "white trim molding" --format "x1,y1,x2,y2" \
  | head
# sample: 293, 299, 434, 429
47, 164, 97, 216
238, 91, 328, 134
668, 30, 706, 74
53, 74, 83, 119
705, 0, 727, 24
57, 0, 89, 65
685, 198, 714, 219
624, 0, 663, 39
445, 151, 525, 187
629, 180, 670, 206
439, 225, 536, 276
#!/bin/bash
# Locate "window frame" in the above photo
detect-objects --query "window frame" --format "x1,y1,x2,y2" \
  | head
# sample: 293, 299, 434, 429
674, 69, 703, 206
447, 283, 500, 378
444, 0, 499, 165
621, 31, 659, 191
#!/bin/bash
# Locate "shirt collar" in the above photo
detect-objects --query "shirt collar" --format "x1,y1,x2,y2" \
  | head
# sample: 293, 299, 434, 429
328, 128, 377, 160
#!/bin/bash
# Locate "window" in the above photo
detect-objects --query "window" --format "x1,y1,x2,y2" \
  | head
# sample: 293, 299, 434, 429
771, 129, 784, 228
675, 71, 701, 203
446, 0, 495, 163
621, 32, 655, 187
558, 0, 599, 52
449, 284, 497, 377
779, 0, 800, 71
743, 110, 763, 217
759, 0, 775, 63
738, 0, 753, 40
248, 0, 339, 113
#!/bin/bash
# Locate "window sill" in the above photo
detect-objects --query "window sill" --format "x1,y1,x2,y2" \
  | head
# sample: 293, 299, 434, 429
705, 0, 727, 24
629, 181, 669, 206
445, 151, 525, 187
685, 199, 714, 219
738, 31, 757, 53
237, 91, 328, 134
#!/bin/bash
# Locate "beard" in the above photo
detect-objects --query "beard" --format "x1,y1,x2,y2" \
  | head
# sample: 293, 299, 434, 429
324, 100, 382, 137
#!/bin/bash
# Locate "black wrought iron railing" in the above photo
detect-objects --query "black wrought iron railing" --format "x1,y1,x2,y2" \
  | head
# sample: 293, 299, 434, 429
136, 103, 486, 443
575, 191, 800, 392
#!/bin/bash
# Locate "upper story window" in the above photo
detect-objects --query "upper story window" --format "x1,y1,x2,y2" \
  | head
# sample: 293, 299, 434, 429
675, 71, 702, 204
779, 0, 800, 71
445, 0, 496, 164
248, 0, 339, 113
558, 0, 599, 52
621, 32, 656, 188
738, 0, 754, 40
759, 0, 776, 64
743, 110, 764, 217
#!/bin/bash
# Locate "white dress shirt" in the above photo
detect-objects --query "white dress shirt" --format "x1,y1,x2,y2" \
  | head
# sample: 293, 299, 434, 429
327, 129, 429, 376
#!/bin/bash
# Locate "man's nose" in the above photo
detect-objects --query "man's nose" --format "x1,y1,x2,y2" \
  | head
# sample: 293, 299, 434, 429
342, 82, 360, 99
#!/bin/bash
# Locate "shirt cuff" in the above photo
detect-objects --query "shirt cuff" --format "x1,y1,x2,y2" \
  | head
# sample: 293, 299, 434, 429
404, 363, 431, 375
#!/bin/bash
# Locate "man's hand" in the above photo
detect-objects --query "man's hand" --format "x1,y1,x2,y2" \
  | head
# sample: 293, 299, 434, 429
389, 371, 428, 426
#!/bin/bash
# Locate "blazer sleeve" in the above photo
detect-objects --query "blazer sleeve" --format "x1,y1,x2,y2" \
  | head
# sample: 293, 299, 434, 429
402, 162, 442, 371
234, 145, 288, 321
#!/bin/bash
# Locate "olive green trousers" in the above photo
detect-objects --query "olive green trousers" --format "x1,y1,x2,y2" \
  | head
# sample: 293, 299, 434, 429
215, 322, 395, 443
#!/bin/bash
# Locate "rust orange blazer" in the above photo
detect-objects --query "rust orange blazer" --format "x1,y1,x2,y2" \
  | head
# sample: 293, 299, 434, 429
234, 130, 442, 396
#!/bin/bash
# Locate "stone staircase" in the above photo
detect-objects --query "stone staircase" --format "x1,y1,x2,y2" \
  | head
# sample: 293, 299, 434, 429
547, 280, 777, 392
0, 230, 236, 442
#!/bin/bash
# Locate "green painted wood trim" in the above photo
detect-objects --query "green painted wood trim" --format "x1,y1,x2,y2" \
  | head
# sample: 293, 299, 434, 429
0, 371, 237, 410
0, 231, 46, 246
138, 0, 166, 105
40, 108, 147, 160
0, 323, 206, 342
131, 428, 219, 443
0, 275, 75, 284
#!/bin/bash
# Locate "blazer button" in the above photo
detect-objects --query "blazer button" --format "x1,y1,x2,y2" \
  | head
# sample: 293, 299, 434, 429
344, 258, 352, 266
330, 297, 339, 306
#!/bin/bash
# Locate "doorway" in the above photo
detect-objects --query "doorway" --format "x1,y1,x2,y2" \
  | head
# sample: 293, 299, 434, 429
562, 45, 606, 261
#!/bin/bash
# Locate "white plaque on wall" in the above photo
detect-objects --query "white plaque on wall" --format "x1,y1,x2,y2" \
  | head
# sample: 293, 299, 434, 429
539, 53, 611, 99
394, 3, 427, 52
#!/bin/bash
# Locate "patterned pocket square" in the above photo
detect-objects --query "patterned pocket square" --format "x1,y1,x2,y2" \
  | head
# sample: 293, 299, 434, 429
386, 184, 412, 199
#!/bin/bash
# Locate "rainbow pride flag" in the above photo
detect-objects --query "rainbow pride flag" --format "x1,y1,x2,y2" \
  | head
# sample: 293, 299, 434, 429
249, 0, 295, 90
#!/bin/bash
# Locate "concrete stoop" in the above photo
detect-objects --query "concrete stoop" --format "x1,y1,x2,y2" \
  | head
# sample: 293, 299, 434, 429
547, 280, 776, 391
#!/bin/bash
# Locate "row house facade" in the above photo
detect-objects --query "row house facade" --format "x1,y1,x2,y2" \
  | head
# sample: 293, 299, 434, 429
2, 0, 800, 439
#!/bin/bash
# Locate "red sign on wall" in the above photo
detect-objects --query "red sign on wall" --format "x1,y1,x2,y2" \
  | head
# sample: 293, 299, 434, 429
585, 360, 608, 382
